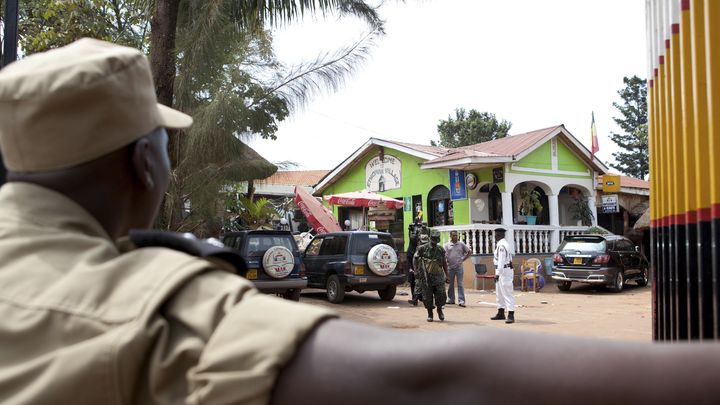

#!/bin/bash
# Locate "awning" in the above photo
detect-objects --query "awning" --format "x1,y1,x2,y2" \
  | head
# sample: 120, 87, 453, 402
324, 190, 404, 209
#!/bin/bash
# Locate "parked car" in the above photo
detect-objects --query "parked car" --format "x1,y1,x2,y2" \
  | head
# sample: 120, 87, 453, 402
221, 230, 306, 300
302, 231, 406, 303
551, 234, 649, 292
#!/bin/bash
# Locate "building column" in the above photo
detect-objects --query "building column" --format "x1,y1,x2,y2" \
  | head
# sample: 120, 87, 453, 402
501, 191, 514, 245
588, 194, 598, 226
548, 194, 560, 250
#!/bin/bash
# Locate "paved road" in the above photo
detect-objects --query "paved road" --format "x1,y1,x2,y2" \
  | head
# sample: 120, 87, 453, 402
299, 282, 652, 342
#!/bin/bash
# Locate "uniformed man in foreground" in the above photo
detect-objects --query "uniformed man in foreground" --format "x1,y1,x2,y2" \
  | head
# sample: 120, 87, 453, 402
413, 229, 449, 322
2, 39, 720, 405
491, 227, 516, 323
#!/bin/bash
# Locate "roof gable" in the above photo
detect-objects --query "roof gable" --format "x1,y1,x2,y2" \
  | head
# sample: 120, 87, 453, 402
314, 138, 452, 193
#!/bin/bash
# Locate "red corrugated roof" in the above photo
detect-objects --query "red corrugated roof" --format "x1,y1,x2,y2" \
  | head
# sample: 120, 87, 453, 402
460, 125, 562, 156
420, 148, 501, 164
423, 125, 562, 164
387, 140, 453, 157
255, 170, 330, 186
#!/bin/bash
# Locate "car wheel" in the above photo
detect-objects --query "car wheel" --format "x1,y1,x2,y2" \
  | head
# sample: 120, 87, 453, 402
557, 281, 572, 291
609, 271, 624, 293
378, 285, 397, 301
282, 289, 302, 301
326, 275, 345, 304
636, 268, 649, 287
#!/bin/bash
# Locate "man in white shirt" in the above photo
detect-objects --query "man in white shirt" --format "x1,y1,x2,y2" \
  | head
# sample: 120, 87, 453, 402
491, 228, 516, 324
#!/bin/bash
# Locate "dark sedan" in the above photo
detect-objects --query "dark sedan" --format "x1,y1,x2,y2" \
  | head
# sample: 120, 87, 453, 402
551, 234, 648, 292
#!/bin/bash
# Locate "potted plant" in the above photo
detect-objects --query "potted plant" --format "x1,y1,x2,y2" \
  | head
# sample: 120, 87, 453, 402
570, 196, 595, 226
520, 189, 543, 225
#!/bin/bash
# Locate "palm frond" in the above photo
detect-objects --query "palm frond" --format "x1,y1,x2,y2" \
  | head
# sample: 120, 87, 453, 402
271, 28, 381, 112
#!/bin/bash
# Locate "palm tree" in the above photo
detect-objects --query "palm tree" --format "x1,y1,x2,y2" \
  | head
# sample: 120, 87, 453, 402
151, 0, 388, 235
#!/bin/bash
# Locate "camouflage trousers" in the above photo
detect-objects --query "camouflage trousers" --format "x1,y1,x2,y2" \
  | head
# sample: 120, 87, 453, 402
420, 272, 447, 310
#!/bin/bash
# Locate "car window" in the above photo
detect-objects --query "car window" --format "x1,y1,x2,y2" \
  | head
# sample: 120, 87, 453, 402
305, 237, 323, 256
351, 234, 395, 255
247, 234, 295, 255
558, 239, 606, 253
319, 235, 348, 256
222, 236, 235, 249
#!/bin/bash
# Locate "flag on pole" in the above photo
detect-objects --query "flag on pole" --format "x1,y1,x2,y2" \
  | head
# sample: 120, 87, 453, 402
590, 111, 599, 158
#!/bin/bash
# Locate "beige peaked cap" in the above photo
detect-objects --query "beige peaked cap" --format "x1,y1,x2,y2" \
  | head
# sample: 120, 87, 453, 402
0, 38, 192, 172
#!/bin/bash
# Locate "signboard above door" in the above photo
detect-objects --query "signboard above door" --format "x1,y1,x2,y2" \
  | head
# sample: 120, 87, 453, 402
365, 154, 401, 192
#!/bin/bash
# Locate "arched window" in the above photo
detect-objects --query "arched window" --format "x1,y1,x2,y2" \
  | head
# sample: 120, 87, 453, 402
428, 185, 452, 227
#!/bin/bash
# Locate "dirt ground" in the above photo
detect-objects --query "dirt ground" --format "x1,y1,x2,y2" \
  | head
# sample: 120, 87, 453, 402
299, 282, 652, 342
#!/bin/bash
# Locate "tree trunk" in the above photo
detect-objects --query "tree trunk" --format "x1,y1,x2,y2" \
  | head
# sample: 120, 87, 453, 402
149, 0, 179, 107
149, 0, 182, 230
149, 0, 181, 166
247, 180, 255, 202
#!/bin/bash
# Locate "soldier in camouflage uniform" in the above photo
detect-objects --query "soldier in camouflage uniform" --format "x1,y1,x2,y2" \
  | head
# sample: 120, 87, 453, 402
413, 229, 449, 322
412, 231, 430, 305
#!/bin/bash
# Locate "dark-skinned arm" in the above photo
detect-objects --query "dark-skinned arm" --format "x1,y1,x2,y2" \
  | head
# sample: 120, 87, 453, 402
272, 319, 720, 405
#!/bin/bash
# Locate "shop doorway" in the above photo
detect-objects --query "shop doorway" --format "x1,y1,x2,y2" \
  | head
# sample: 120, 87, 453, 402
428, 185, 452, 227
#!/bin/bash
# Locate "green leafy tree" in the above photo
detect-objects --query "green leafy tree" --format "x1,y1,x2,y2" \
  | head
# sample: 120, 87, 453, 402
609, 75, 648, 179
432, 108, 511, 148
16, 0, 149, 53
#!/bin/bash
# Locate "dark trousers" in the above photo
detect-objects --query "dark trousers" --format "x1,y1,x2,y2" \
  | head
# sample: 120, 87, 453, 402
408, 270, 416, 298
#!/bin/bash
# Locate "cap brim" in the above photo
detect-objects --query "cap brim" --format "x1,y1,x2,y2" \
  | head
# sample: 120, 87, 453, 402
157, 103, 193, 128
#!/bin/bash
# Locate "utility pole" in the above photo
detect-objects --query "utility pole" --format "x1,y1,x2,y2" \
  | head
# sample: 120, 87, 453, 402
0, 0, 19, 185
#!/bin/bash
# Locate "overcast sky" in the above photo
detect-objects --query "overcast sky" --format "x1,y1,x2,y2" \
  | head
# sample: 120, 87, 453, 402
248, 0, 648, 172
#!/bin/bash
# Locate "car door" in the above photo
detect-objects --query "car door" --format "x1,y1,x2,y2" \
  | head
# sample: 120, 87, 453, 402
302, 236, 325, 288
617, 239, 638, 277
318, 235, 349, 279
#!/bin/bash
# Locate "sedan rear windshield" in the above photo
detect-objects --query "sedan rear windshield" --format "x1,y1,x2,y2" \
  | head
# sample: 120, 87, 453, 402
351, 234, 395, 255
558, 239, 606, 253
247, 235, 296, 255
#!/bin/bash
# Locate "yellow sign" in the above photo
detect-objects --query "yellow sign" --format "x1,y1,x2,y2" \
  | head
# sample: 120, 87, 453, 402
602, 175, 621, 192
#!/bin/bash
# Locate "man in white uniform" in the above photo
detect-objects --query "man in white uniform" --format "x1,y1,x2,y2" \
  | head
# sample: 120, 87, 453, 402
491, 228, 516, 324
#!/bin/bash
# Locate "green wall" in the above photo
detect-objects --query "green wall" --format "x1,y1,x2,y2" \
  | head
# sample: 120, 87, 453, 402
515, 141, 552, 170
508, 139, 591, 179
557, 141, 588, 173
323, 147, 471, 248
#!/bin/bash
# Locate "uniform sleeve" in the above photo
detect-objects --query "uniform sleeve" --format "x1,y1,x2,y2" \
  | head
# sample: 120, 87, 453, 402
498, 245, 508, 267
152, 270, 336, 405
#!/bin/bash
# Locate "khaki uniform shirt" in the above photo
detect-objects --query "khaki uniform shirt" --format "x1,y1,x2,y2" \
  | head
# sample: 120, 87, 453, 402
0, 183, 334, 405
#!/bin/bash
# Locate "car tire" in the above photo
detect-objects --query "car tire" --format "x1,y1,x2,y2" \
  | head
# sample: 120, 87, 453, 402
378, 285, 397, 301
557, 281, 572, 291
609, 271, 624, 293
326, 275, 345, 304
636, 268, 649, 287
282, 289, 302, 301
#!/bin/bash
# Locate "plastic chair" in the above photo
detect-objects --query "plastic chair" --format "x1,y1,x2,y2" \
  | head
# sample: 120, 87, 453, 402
521, 258, 542, 292
474, 263, 495, 290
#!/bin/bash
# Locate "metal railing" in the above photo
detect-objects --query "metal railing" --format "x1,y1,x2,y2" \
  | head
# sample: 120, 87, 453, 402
434, 224, 590, 255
